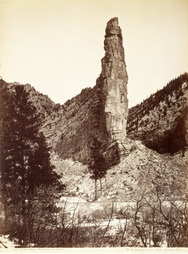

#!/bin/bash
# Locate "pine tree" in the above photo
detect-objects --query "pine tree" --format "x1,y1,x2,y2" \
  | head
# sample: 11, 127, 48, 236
27, 131, 60, 194
88, 137, 107, 200
0, 82, 16, 228
0, 83, 61, 244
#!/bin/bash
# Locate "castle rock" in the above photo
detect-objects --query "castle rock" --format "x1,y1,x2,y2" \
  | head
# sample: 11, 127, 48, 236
101, 17, 128, 142
50, 17, 129, 164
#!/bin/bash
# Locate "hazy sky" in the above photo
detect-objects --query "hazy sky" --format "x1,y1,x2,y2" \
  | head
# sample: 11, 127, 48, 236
0, 0, 188, 107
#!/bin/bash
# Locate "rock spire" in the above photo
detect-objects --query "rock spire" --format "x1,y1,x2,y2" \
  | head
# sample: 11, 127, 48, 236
101, 17, 128, 142
40, 18, 130, 165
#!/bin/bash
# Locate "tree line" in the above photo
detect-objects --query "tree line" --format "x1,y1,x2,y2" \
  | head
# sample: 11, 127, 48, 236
0, 81, 108, 246
0, 81, 63, 246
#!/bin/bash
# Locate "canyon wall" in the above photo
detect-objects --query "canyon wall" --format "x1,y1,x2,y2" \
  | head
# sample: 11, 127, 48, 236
127, 73, 188, 155
1, 19, 187, 166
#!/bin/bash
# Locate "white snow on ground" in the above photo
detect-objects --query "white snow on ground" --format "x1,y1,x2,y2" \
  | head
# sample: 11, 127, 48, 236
59, 196, 87, 203
83, 218, 128, 232
0, 235, 17, 248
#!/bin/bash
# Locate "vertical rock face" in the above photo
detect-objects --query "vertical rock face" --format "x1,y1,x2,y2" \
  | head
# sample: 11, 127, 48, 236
49, 17, 129, 165
100, 17, 128, 141
52, 17, 129, 165
4, 18, 128, 166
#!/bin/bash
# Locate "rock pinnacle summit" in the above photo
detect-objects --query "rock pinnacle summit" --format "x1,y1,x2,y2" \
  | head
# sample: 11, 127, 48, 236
44, 17, 130, 164
101, 17, 128, 142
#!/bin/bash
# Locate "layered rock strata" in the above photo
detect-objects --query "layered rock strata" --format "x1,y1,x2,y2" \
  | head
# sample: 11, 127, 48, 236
127, 73, 188, 155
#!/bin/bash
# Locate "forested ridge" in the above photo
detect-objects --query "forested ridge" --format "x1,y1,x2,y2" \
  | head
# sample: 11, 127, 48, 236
127, 73, 188, 154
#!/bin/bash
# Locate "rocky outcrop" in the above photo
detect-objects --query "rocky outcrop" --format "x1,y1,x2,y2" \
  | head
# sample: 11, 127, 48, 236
100, 17, 128, 141
51, 141, 186, 202
127, 73, 188, 155
46, 17, 129, 164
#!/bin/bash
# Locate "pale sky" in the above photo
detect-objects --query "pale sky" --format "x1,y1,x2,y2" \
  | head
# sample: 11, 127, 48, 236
0, 0, 188, 107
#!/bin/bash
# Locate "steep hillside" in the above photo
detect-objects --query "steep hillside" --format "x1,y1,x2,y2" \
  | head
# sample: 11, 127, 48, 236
0, 79, 107, 164
51, 139, 187, 202
0, 79, 58, 123
127, 73, 188, 155
45, 85, 108, 164
24, 83, 58, 118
